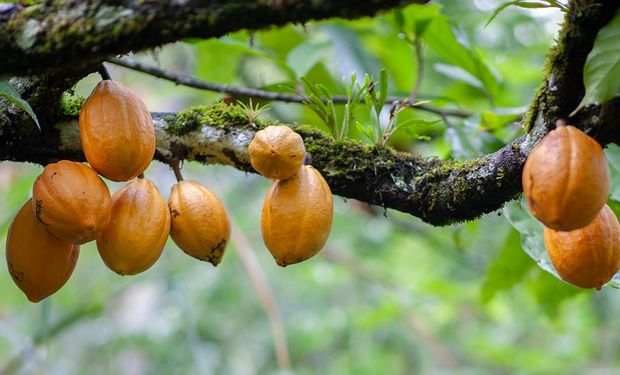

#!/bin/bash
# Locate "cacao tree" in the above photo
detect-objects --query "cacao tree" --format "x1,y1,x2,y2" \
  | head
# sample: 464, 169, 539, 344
3, 0, 620, 373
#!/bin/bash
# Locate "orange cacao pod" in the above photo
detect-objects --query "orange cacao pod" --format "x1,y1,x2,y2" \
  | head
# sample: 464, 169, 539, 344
32, 160, 112, 244
248, 126, 305, 180
6, 199, 80, 302
261, 165, 333, 267
522, 125, 610, 231
544, 204, 620, 289
79, 80, 155, 182
97, 178, 170, 275
169, 180, 231, 266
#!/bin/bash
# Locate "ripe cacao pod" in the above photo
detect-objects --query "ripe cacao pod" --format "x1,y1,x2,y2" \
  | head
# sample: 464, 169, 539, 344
522, 125, 610, 231
32, 160, 112, 244
79, 80, 155, 182
6, 199, 80, 302
248, 126, 305, 180
544, 204, 620, 289
261, 165, 333, 267
97, 177, 170, 275
168, 180, 230, 266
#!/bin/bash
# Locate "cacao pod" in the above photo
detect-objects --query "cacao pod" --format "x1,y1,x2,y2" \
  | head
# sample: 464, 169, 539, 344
6, 199, 80, 302
522, 125, 610, 231
169, 180, 230, 266
97, 177, 170, 275
32, 160, 112, 244
79, 80, 155, 182
248, 126, 305, 180
261, 165, 333, 267
544, 204, 620, 289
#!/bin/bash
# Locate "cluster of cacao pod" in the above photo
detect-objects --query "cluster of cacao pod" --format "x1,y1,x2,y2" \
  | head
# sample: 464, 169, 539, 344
249, 126, 334, 267
5, 80, 230, 302
522, 123, 619, 289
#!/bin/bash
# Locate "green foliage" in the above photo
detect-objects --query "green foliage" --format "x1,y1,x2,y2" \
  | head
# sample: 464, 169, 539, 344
301, 73, 370, 140
0, 80, 40, 129
574, 8, 620, 115
485, 1, 568, 28
399, 4, 500, 100
481, 229, 534, 302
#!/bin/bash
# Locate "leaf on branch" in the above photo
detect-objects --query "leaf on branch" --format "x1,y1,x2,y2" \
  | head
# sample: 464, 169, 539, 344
286, 40, 332, 78
481, 229, 534, 303
573, 8, 620, 115
485, 1, 564, 28
0, 80, 40, 130
605, 144, 620, 202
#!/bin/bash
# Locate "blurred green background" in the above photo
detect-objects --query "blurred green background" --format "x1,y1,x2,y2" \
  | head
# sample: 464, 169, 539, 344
3, 1, 620, 374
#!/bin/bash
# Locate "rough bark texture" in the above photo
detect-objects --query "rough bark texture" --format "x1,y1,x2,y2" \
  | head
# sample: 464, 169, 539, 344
1, 0, 620, 225
0, 0, 428, 76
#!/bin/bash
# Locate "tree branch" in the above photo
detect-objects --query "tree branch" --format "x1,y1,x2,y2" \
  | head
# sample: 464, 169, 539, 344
109, 57, 472, 119
0, 0, 429, 76
0, 101, 527, 225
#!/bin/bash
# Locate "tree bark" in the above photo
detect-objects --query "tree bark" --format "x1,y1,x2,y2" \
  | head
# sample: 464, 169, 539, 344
0, 0, 429, 76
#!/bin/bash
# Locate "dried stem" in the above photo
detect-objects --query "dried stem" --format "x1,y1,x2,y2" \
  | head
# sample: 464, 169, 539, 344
229, 217, 291, 370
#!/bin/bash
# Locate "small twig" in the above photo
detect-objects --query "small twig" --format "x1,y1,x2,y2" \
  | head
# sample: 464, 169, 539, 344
109, 57, 472, 119
229, 217, 291, 370
170, 158, 184, 182
97, 64, 111, 81
409, 36, 424, 103
380, 100, 403, 147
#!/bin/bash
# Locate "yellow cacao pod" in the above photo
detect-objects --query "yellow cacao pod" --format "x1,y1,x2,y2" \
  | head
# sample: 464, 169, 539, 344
32, 160, 112, 244
522, 125, 610, 231
248, 126, 305, 180
97, 178, 170, 275
544, 204, 620, 289
169, 180, 230, 266
261, 165, 333, 267
79, 80, 155, 182
6, 199, 80, 302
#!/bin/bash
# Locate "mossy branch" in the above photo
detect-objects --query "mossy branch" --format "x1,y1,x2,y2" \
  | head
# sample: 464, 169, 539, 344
0, 101, 528, 225
0, 0, 429, 76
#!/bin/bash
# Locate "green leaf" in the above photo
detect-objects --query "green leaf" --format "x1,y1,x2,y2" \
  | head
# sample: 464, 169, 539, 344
481, 229, 535, 303
0, 80, 40, 130
527, 269, 589, 318
444, 126, 479, 159
605, 144, 620, 201
286, 40, 332, 78
502, 198, 555, 275
396, 118, 441, 133
485, 1, 556, 28
573, 8, 620, 114
434, 63, 483, 89
480, 107, 524, 130
378, 69, 388, 110
393, 9, 405, 31
420, 11, 500, 99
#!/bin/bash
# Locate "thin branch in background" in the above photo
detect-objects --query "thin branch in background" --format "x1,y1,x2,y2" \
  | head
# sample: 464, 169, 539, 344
320, 247, 460, 367
229, 217, 291, 371
410, 36, 424, 103
109, 58, 472, 119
